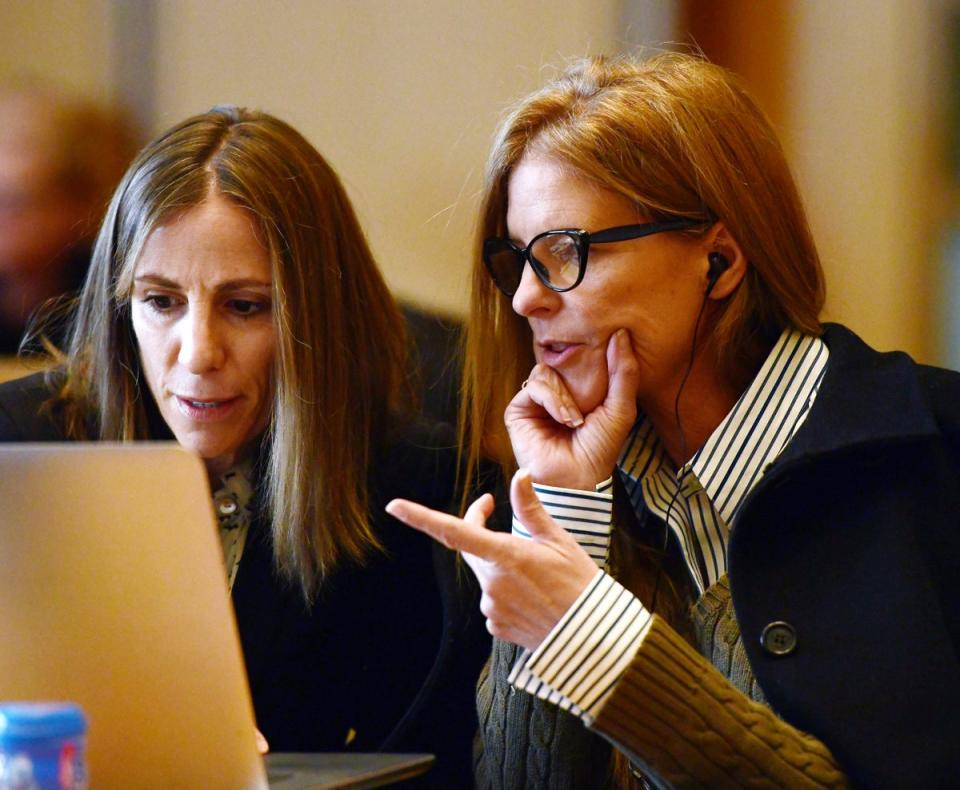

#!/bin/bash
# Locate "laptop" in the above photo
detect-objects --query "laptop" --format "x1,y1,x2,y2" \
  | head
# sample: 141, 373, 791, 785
0, 443, 433, 789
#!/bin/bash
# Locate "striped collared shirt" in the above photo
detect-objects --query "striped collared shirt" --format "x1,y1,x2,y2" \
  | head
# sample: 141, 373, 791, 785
620, 328, 830, 592
508, 328, 829, 721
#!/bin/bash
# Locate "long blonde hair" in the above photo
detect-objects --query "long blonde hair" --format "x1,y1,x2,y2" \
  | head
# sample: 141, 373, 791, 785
55, 106, 409, 599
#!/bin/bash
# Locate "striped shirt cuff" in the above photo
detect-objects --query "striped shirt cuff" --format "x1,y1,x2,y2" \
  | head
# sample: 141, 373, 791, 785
511, 477, 614, 567
508, 571, 652, 725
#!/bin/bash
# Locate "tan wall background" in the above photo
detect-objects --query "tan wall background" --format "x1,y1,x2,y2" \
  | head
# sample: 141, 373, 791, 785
0, 0, 114, 101
149, 0, 632, 318
0, 0, 954, 364
788, 0, 943, 361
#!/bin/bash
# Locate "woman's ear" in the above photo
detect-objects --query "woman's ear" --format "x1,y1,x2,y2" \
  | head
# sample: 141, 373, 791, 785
703, 223, 747, 300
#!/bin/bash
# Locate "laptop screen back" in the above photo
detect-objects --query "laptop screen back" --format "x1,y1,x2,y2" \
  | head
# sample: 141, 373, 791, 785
0, 443, 266, 789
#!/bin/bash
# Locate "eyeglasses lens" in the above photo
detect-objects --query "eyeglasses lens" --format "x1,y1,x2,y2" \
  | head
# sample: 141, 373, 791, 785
531, 232, 581, 290
483, 232, 582, 296
484, 239, 524, 296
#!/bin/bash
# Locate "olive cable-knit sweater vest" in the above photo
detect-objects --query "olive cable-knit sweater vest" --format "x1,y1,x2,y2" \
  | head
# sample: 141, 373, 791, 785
474, 575, 845, 789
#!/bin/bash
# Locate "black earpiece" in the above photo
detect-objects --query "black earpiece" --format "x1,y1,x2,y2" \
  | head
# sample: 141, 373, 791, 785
653, 252, 732, 612
706, 251, 731, 294
652, 250, 733, 611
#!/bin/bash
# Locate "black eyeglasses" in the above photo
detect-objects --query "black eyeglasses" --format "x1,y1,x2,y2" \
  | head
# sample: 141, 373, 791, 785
482, 219, 704, 297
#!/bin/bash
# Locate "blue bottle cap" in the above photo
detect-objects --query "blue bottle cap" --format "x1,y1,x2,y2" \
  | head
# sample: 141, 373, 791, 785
0, 702, 87, 740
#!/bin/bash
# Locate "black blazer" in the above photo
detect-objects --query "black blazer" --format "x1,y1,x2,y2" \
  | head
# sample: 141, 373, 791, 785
0, 373, 490, 787
731, 324, 960, 786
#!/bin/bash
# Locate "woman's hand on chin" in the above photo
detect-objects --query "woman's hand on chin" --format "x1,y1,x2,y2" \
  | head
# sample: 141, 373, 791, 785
506, 329, 639, 489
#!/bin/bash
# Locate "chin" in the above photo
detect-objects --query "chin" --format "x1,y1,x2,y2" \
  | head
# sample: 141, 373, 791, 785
562, 371, 609, 416
175, 433, 232, 463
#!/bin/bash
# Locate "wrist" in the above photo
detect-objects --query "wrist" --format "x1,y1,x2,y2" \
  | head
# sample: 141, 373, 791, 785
529, 471, 613, 492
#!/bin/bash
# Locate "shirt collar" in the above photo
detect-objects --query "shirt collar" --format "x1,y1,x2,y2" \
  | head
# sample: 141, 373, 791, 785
212, 456, 256, 532
619, 328, 830, 524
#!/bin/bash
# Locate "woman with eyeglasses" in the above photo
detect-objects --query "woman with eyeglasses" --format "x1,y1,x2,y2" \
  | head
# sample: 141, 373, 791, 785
0, 106, 488, 787
387, 53, 960, 787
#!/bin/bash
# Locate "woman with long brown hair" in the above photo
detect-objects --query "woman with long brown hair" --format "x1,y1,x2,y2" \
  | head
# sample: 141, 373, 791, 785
388, 53, 960, 787
0, 106, 487, 786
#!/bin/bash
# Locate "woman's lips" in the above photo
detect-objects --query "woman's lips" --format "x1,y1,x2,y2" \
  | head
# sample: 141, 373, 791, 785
174, 395, 240, 422
538, 341, 584, 366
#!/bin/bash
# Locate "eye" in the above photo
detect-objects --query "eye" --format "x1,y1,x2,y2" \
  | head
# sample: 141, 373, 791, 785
142, 294, 177, 312
228, 298, 269, 317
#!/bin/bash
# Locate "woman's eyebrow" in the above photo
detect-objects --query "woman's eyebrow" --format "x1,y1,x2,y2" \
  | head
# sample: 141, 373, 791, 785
215, 278, 272, 291
132, 273, 179, 288
132, 274, 271, 291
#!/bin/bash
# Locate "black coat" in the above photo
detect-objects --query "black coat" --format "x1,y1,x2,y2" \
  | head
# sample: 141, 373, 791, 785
731, 324, 960, 786
0, 373, 490, 787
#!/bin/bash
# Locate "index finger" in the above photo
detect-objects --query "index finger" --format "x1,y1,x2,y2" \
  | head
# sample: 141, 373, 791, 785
385, 497, 504, 560
604, 329, 640, 409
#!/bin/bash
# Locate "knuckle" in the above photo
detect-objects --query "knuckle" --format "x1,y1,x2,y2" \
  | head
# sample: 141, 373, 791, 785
484, 570, 517, 605
436, 528, 458, 550
485, 618, 504, 638
495, 541, 520, 572
479, 593, 496, 619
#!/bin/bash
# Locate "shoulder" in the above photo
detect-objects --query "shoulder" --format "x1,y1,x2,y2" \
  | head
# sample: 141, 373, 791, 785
820, 322, 960, 410
0, 371, 67, 442
817, 323, 960, 452
916, 362, 960, 450
828, 324, 960, 425
915, 362, 960, 409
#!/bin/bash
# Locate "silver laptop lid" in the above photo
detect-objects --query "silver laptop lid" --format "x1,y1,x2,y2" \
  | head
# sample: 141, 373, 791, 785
0, 443, 266, 789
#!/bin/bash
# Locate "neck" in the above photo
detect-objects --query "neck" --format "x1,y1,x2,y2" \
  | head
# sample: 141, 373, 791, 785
204, 456, 235, 485
202, 436, 262, 486
642, 360, 742, 468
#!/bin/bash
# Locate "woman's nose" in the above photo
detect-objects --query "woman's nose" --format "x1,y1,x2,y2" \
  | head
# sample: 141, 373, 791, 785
511, 260, 558, 317
178, 311, 225, 373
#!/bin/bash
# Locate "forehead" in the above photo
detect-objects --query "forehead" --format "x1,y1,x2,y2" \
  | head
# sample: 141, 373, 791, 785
135, 195, 271, 282
505, 155, 638, 241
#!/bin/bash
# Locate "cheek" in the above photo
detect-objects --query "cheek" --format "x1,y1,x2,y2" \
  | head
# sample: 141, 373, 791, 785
575, 272, 647, 331
604, 286, 676, 355
130, 312, 164, 383
248, 346, 276, 433
246, 331, 277, 398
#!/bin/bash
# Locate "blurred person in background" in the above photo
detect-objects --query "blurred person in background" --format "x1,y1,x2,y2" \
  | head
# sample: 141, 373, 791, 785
0, 81, 136, 355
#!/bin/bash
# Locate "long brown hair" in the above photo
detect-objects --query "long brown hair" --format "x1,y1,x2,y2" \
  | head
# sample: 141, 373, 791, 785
462, 51, 825, 486
462, 49, 827, 790
54, 106, 409, 599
